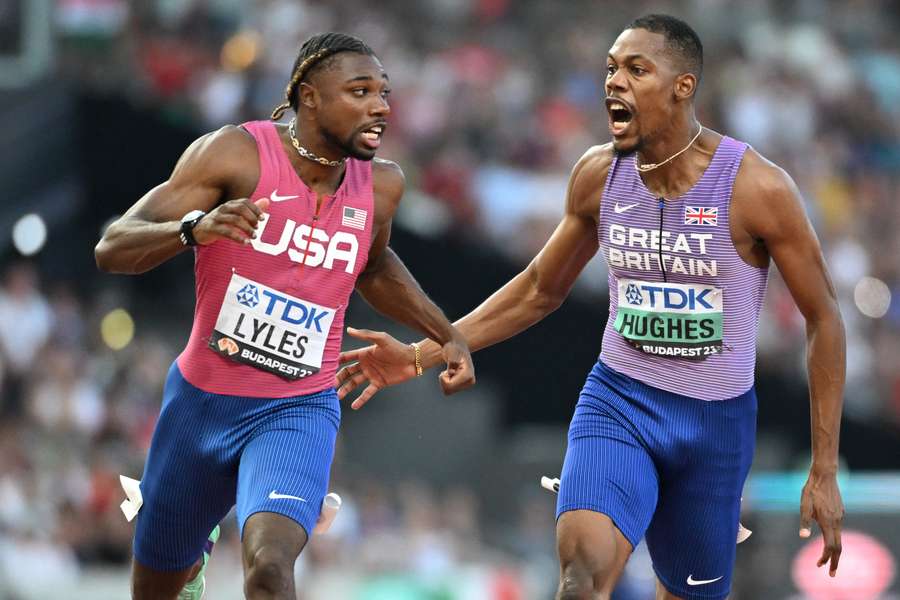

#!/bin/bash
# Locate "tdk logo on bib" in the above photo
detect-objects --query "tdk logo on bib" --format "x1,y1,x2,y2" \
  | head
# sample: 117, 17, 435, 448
625, 283, 715, 310
258, 290, 330, 333
625, 283, 643, 305
211, 274, 337, 380
236, 284, 260, 308
615, 278, 723, 361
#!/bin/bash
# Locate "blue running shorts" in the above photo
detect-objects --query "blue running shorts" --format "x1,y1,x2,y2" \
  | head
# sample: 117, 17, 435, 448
557, 360, 756, 600
133, 362, 340, 571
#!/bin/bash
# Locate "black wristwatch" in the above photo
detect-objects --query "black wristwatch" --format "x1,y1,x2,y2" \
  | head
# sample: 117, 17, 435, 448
179, 209, 206, 246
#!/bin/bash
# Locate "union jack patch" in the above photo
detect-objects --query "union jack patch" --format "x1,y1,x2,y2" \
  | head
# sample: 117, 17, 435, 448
684, 206, 718, 226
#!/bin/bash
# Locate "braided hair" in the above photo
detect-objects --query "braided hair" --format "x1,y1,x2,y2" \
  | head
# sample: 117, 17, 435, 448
271, 33, 376, 121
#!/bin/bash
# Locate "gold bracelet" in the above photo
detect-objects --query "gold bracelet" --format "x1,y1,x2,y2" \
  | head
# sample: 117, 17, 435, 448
410, 342, 423, 376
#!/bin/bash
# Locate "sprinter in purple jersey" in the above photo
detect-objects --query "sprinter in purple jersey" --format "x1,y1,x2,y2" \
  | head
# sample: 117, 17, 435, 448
336, 14, 845, 600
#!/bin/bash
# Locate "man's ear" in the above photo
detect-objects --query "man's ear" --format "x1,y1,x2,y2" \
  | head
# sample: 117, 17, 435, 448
674, 72, 697, 100
298, 82, 318, 109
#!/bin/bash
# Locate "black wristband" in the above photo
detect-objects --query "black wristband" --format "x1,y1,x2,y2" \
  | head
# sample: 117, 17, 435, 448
179, 210, 206, 246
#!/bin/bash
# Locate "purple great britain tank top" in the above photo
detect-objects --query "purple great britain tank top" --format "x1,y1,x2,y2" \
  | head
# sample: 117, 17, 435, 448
598, 136, 769, 401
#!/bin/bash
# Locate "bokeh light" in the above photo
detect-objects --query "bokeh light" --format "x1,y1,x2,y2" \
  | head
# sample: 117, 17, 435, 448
100, 308, 135, 350
221, 31, 260, 72
792, 530, 895, 600
12, 213, 47, 256
854, 276, 891, 319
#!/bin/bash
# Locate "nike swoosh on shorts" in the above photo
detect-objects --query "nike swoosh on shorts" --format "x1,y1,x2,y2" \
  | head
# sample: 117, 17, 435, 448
686, 575, 723, 586
268, 490, 307, 502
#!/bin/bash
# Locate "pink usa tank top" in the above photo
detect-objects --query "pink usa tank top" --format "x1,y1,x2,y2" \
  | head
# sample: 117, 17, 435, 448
178, 120, 375, 397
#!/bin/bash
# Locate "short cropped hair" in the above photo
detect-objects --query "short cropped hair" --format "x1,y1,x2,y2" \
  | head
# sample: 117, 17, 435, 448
628, 14, 703, 81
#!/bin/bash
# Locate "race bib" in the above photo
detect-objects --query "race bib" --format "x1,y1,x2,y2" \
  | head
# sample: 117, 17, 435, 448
208, 274, 336, 380
614, 278, 723, 361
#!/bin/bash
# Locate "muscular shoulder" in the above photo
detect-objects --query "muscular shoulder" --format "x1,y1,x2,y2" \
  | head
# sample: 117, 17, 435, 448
732, 147, 805, 240
372, 157, 405, 223
567, 143, 614, 219
182, 125, 256, 171
734, 147, 795, 199
171, 125, 259, 198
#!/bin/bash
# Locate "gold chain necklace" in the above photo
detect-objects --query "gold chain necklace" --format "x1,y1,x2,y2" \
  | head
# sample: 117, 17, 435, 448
288, 118, 346, 167
634, 125, 703, 173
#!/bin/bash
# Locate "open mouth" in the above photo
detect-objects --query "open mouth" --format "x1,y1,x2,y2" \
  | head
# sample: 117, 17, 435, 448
360, 123, 386, 149
606, 98, 633, 136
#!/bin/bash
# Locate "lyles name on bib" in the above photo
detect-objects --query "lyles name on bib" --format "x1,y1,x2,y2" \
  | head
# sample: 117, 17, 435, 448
209, 273, 336, 380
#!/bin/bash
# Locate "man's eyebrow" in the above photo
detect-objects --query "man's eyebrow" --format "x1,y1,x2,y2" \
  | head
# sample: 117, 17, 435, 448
345, 73, 390, 83
608, 52, 651, 62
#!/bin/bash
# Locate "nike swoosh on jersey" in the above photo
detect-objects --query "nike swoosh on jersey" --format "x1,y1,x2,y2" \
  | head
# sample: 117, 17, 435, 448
268, 490, 307, 502
686, 575, 723, 586
270, 190, 299, 202
614, 202, 640, 214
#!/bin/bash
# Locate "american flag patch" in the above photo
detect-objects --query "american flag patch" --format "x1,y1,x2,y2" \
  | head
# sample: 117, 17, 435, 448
342, 206, 367, 230
684, 206, 718, 226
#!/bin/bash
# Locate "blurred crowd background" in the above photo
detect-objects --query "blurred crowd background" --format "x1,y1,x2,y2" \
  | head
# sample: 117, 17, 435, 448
1, 0, 899, 598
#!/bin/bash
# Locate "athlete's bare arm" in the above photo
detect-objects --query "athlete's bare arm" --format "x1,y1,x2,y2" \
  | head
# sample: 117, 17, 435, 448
733, 149, 846, 576
94, 126, 265, 274
343, 158, 475, 402
337, 145, 612, 407
355, 160, 463, 344
415, 145, 612, 367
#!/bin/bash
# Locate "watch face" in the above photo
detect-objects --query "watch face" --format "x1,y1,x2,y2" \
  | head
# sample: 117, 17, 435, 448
182, 209, 205, 223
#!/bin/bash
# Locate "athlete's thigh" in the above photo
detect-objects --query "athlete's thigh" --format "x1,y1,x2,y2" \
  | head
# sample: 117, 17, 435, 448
235, 388, 340, 540
557, 364, 660, 550
648, 480, 741, 600
645, 389, 757, 600
133, 363, 237, 572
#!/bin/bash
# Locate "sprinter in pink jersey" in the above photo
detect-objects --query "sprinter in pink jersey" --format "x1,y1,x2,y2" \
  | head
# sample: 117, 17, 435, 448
95, 33, 475, 600
335, 15, 846, 600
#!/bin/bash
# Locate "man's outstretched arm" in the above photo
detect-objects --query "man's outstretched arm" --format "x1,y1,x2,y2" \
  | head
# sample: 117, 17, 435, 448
415, 146, 610, 367
737, 151, 846, 576
338, 146, 611, 406
357, 244, 462, 349
349, 159, 475, 402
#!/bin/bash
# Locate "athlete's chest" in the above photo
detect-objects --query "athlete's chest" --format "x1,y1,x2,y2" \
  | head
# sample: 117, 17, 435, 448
602, 194, 730, 281
602, 196, 731, 360
245, 185, 373, 279
199, 185, 374, 380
